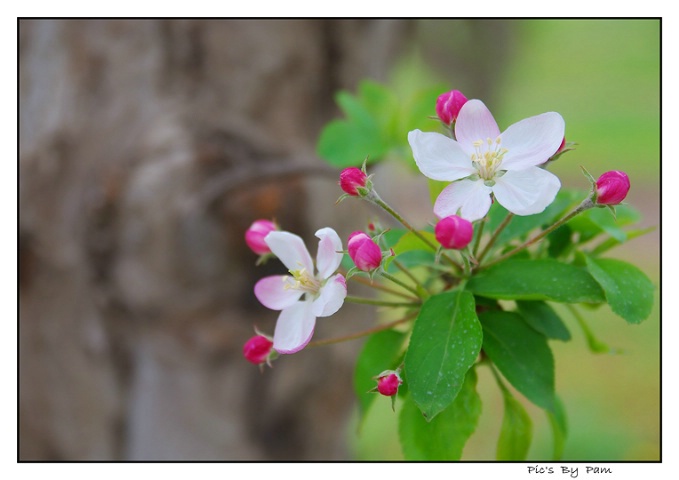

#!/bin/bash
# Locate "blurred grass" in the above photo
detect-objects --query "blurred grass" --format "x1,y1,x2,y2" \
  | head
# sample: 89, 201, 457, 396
347, 19, 660, 461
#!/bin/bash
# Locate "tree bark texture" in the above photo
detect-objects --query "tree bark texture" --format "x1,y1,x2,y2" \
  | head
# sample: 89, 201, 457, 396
19, 18, 415, 461
19, 19, 515, 460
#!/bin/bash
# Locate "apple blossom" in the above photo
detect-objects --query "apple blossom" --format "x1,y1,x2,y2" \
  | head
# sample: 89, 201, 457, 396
408, 99, 565, 221
254, 228, 347, 354
347, 231, 382, 271
435, 215, 474, 250
245, 219, 278, 255
436, 89, 468, 126
595, 170, 630, 205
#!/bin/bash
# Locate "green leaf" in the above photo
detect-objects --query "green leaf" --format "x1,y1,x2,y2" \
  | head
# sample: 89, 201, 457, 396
516, 300, 571, 341
589, 226, 656, 256
399, 367, 481, 460
585, 256, 655, 324
546, 395, 568, 460
391, 230, 437, 255
354, 329, 407, 421
404, 290, 482, 420
316, 118, 388, 167
480, 311, 555, 411
568, 203, 642, 244
496, 381, 533, 460
468, 259, 605, 304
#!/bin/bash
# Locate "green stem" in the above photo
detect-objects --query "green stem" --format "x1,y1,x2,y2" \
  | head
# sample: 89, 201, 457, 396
345, 295, 420, 308
472, 217, 486, 257
307, 312, 417, 348
477, 212, 514, 263
478, 198, 595, 271
380, 271, 423, 298
347, 273, 419, 301
370, 192, 463, 273
392, 259, 430, 296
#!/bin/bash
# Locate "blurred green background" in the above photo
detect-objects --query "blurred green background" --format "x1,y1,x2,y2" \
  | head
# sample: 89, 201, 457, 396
348, 19, 660, 461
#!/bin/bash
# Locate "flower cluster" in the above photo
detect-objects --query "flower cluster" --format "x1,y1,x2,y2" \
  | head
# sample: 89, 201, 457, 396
242, 88, 641, 461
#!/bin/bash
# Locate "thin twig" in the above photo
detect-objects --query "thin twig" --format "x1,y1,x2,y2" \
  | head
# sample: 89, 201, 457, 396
307, 312, 417, 348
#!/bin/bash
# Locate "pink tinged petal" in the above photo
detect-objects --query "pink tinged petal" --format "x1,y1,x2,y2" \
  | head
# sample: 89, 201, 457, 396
454, 100, 501, 153
314, 227, 343, 279
434, 179, 493, 222
407, 130, 476, 182
265, 231, 314, 273
492, 167, 561, 216
499, 112, 565, 170
312, 274, 347, 317
254, 275, 303, 310
273, 301, 317, 354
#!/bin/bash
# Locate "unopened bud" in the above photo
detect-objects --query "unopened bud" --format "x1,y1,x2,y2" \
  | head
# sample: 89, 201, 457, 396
347, 231, 382, 271
339, 167, 369, 196
376, 372, 403, 397
595, 170, 630, 205
245, 220, 278, 255
243, 335, 274, 365
435, 215, 474, 250
435, 90, 468, 126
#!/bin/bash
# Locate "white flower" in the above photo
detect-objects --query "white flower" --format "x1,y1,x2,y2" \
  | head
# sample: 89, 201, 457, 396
254, 228, 346, 354
408, 99, 565, 221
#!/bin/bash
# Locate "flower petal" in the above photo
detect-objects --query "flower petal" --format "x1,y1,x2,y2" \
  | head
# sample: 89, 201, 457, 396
492, 167, 561, 216
408, 130, 475, 182
312, 274, 347, 317
254, 275, 303, 311
499, 112, 565, 170
314, 227, 343, 280
265, 231, 314, 273
273, 301, 316, 354
455, 100, 501, 153
434, 179, 493, 222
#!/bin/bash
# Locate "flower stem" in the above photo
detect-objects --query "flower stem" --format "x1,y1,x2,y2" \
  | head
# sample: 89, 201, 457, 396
345, 295, 420, 308
478, 198, 595, 271
392, 259, 430, 297
379, 271, 423, 298
307, 313, 417, 348
369, 192, 463, 273
477, 212, 514, 263
472, 217, 486, 257
348, 274, 419, 301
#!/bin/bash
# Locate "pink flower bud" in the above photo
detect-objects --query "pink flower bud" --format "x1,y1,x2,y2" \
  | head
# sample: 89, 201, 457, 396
245, 219, 277, 255
347, 231, 382, 271
243, 335, 274, 365
595, 170, 630, 205
376, 372, 402, 397
435, 90, 468, 125
435, 215, 474, 250
339, 167, 368, 196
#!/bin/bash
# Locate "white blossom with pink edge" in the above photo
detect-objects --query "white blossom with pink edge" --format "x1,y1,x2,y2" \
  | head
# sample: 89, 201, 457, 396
408, 99, 565, 222
254, 228, 346, 354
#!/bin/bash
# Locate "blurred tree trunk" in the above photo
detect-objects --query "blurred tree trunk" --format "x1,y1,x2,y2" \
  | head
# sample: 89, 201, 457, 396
19, 18, 412, 460
19, 19, 516, 461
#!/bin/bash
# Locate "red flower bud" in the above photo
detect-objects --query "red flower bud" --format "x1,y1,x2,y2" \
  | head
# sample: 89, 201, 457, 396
339, 167, 369, 196
435, 215, 474, 250
595, 170, 630, 205
245, 220, 277, 255
243, 335, 274, 365
435, 90, 468, 126
376, 372, 402, 397
347, 231, 382, 271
